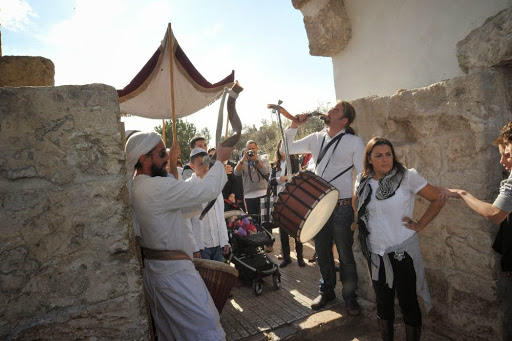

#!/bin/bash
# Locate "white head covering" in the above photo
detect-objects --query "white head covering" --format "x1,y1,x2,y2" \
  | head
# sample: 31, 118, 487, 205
125, 131, 163, 236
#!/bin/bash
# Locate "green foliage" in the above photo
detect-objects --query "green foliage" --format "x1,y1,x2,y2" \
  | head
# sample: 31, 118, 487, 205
229, 102, 330, 161
154, 119, 211, 163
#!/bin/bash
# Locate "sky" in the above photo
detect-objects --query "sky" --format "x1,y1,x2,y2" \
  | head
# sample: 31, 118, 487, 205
1, 0, 336, 136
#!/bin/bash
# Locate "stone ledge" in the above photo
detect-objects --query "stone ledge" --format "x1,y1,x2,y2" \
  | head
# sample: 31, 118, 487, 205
0, 56, 55, 86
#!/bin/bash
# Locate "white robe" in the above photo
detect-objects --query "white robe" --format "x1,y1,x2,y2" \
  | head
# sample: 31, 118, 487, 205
131, 161, 227, 341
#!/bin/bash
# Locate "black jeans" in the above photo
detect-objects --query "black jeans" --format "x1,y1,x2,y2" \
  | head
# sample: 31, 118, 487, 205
280, 227, 303, 259
372, 253, 422, 327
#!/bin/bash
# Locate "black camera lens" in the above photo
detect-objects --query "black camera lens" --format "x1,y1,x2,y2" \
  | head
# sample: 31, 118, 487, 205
247, 151, 254, 157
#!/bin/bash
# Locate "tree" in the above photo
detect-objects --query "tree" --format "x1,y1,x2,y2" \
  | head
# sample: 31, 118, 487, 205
154, 119, 211, 163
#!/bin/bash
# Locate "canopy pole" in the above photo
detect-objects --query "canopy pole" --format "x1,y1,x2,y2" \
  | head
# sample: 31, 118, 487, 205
162, 119, 166, 143
168, 23, 177, 144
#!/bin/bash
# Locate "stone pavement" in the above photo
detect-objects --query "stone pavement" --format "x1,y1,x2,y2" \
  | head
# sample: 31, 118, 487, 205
220, 232, 321, 340
220, 230, 452, 341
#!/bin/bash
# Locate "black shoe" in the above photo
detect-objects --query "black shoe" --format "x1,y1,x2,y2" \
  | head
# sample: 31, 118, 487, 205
346, 299, 361, 317
311, 291, 336, 310
279, 258, 292, 268
297, 257, 306, 267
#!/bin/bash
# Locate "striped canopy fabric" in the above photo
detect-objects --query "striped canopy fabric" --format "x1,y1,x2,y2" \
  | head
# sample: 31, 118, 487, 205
117, 24, 235, 119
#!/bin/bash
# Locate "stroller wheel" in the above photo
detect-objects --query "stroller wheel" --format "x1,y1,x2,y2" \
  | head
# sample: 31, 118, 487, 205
253, 280, 263, 296
272, 274, 281, 290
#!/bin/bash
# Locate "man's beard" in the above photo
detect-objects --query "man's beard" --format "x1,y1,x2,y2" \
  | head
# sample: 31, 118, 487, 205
150, 162, 168, 177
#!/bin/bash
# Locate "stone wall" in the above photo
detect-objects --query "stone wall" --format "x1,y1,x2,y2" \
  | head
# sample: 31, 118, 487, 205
351, 67, 512, 340
0, 56, 55, 86
0, 84, 150, 340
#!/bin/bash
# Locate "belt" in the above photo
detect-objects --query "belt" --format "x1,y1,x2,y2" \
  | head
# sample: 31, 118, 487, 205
336, 198, 352, 207
141, 248, 192, 261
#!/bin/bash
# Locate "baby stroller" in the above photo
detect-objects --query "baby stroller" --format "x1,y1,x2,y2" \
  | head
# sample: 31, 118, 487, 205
225, 208, 280, 296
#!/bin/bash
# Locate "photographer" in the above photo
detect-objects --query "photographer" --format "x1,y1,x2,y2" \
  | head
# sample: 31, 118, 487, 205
234, 140, 271, 249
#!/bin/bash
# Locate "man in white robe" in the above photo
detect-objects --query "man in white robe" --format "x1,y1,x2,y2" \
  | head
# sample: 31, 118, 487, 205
125, 132, 231, 341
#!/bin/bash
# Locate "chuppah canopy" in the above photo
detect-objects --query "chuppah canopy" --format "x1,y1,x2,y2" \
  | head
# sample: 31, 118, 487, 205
117, 23, 235, 119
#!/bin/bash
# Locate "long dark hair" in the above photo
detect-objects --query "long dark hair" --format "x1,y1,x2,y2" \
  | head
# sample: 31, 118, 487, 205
340, 100, 356, 135
362, 137, 405, 178
272, 140, 298, 172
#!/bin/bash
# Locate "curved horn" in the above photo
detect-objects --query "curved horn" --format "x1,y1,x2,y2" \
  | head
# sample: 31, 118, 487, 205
221, 81, 244, 147
200, 82, 243, 220
266, 104, 326, 121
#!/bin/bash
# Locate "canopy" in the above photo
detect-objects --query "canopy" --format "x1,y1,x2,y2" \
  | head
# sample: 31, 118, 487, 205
117, 24, 235, 119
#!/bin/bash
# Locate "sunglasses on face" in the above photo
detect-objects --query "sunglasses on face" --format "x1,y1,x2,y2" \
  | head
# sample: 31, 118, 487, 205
147, 150, 167, 158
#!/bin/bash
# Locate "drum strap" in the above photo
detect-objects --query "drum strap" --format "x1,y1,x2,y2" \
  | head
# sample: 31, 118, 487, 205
327, 165, 353, 183
317, 133, 345, 175
141, 248, 192, 261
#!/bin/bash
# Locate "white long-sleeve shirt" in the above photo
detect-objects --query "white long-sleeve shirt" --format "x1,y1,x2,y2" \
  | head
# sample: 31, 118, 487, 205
284, 127, 365, 199
185, 173, 229, 251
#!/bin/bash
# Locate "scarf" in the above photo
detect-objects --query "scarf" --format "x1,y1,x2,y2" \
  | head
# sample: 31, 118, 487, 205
355, 166, 405, 261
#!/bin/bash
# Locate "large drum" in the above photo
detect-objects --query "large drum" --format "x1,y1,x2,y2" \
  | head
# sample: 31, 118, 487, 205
193, 258, 239, 313
272, 171, 339, 243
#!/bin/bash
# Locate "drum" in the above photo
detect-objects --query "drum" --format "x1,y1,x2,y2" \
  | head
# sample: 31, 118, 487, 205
193, 258, 239, 313
272, 171, 339, 243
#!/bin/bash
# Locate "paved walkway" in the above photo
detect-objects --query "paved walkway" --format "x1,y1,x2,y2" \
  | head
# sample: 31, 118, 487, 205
219, 230, 452, 341
220, 232, 320, 340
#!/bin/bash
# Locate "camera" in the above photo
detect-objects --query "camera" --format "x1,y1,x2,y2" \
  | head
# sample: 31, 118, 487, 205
247, 151, 255, 157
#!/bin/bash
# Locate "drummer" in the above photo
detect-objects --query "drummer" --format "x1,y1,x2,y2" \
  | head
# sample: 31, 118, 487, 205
125, 131, 231, 341
269, 100, 365, 316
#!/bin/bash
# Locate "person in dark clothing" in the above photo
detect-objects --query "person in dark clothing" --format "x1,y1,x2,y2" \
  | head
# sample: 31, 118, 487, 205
270, 141, 305, 268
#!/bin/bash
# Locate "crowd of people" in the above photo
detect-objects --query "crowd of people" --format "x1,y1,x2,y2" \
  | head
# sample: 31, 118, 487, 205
124, 101, 512, 341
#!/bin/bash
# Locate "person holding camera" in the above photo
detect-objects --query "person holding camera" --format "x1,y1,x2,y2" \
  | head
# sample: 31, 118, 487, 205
234, 140, 272, 250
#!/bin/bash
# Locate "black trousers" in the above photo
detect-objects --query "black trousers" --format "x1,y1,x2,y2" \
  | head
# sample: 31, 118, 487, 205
280, 227, 303, 259
371, 252, 422, 327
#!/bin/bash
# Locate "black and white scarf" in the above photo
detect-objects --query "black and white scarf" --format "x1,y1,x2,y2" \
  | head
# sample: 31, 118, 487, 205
355, 167, 405, 261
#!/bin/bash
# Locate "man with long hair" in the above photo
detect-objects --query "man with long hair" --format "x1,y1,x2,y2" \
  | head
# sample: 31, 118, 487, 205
269, 100, 365, 315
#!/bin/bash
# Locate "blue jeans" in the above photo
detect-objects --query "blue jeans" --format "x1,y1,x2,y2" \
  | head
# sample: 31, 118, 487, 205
200, 246, 224, 262
314, 203, 358, 302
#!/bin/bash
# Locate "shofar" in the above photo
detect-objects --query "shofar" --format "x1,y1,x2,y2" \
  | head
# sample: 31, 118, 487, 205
200, 82, 244, 219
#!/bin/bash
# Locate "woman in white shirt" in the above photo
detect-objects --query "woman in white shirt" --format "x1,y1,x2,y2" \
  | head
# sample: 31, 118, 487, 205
354, 137, 445, 341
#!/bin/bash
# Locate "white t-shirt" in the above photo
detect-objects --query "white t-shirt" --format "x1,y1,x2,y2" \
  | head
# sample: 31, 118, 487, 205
355, 168, 427, 256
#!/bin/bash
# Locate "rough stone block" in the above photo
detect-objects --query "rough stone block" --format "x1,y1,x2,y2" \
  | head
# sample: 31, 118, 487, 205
293, 0, 351, 57
0, 84, 149, 340
457, 7, 512, 74
0, 56, 55, 86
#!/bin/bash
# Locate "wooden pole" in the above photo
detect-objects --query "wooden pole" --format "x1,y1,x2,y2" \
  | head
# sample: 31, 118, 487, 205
168, 23, 177, 144
162, 119, 166, 144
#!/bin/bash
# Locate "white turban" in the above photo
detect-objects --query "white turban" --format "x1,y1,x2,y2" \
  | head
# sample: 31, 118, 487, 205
125, 131, 163, 236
